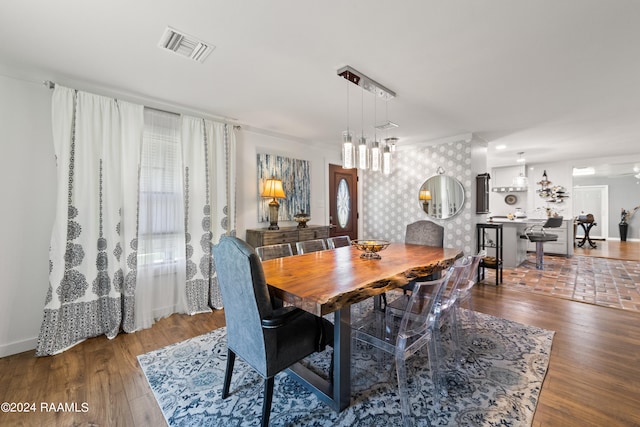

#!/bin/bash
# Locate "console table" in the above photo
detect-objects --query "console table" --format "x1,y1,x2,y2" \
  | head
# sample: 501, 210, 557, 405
246, 225, 330, 254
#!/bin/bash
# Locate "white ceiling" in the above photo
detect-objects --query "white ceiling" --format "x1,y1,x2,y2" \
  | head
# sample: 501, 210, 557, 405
2, 0, 640, 175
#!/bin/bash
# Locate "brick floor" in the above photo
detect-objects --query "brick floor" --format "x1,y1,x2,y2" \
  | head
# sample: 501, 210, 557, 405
479, 253, 640, 312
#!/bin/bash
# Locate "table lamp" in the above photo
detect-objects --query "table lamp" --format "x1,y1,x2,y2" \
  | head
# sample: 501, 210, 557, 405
261, 177, 286, 230
419, 189, 431, 212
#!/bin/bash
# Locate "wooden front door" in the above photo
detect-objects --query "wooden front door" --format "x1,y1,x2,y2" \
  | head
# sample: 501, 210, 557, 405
328, 164, 358, 241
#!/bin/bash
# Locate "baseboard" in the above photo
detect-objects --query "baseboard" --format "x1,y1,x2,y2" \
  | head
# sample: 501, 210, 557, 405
0, 337, 37, 358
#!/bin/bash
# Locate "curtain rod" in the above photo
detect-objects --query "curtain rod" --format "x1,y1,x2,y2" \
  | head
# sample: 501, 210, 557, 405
42, 80, 241, 129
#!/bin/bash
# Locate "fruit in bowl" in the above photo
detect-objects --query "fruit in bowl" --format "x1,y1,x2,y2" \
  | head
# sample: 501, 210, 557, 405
351, 239, 391, 259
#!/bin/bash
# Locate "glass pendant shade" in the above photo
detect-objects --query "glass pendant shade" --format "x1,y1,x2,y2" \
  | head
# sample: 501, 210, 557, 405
382, 145, 392, 175
357, 136, 369, 170
370, 140, 381, 172
342, 131, 355, 169
512, 173, 529, 187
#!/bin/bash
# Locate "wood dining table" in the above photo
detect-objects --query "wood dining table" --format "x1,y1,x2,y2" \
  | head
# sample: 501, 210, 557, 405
260, 242, 463, 411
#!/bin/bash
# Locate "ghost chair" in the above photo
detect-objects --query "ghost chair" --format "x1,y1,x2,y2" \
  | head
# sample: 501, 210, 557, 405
352, 267, 455, 427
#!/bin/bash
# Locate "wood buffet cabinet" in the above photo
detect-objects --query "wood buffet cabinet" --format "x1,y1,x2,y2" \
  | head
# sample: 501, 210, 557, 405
245, 225, 330, 254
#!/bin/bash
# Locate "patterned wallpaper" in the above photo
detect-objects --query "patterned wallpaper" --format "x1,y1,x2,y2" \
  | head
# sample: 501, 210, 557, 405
362, 140, 475, 256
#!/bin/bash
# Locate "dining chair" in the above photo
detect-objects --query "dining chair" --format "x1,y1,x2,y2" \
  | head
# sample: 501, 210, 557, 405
255, 243, 294, 261
296, 238, 327, 254
440, 252, 484, 366
385, 254, 478, 369
452, 251, 486, 363
523, 216, 564, 269
212, 236, 334, 427
401, 220, 445, 291
352, 267, 455, 427
405, 220, 444, 247
326, 235, 352, 249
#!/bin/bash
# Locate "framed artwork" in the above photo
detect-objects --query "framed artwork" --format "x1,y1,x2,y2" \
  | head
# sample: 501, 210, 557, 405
257, 154, 310, 222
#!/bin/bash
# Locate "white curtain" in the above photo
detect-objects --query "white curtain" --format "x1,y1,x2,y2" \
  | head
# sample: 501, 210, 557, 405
37, 87, 237, 356
182, 116, 236, 311
135, 109, 188, 330
37, 86, 143, 355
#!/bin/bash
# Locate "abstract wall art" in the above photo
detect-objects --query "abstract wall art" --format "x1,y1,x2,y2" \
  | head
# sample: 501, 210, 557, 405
257, 154, 311, 222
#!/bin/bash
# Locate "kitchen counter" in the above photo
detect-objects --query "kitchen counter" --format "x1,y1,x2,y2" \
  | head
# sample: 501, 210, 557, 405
479, 220, 530, 268
479, 218, 572, 268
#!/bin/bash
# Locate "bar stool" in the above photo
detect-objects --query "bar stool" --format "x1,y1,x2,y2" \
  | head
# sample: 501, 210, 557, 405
524, 216, 564, 269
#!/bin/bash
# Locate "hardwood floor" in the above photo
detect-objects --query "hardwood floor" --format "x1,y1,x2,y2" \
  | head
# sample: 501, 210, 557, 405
573, 238, 640, 261
2, 285, 639, 426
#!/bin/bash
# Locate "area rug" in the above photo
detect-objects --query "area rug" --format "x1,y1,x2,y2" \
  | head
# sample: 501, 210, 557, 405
480, 253, 640, 312
138, 311, 553, 426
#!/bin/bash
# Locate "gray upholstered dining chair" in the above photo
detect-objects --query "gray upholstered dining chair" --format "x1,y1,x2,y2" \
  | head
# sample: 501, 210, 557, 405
326, 235, 352, 249
401, 220, 445, 290
296, 238, 327, 254
212, 236, 334, 427
255, 243, 294, 261
405, 220, 444, 247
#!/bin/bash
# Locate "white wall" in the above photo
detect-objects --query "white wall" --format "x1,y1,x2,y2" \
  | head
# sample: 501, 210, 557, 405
0, 74, 56, 356
235, 129, 340, 238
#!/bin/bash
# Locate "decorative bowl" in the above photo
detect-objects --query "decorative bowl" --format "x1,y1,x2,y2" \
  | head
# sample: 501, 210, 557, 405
293, 213, 310, 229
351, 239, 391, 259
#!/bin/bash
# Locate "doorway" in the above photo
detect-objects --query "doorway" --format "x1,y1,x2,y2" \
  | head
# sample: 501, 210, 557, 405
572, 185, 609, 239
328, 164, 358, 241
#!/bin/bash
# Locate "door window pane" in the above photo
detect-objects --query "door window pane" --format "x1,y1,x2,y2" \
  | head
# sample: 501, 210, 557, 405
337, 178, 350, 228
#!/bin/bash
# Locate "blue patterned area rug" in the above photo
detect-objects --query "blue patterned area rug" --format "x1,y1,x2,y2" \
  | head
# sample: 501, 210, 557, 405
138, 311, 554, 426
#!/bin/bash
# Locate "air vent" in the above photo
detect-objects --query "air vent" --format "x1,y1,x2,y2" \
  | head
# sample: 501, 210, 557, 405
158, 27, 215, 63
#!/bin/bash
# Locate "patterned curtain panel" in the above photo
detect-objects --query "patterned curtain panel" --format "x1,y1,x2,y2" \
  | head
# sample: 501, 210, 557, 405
37, 88, 237, 356
37, 87, 143, 356
182, 117, 236, 312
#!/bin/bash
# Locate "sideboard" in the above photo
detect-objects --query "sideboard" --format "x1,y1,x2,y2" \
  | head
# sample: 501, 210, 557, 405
245, 225, 330, 254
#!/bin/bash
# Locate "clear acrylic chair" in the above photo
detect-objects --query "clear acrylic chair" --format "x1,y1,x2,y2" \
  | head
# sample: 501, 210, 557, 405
255, 243, 293, 261
326, 235, 351, 249
441, 252, 484, 366
385, 256, 475, 371
296, 238, 327, 254
352, 267, 454, 427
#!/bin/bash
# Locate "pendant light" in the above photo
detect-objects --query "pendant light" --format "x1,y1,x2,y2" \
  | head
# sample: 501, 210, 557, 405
512, 151, 529, 187
370, 140, 381, 172
341, 79, 355, 169
382, 144, 392, 175
357, 87, 369, 170
337, 66, 396, 172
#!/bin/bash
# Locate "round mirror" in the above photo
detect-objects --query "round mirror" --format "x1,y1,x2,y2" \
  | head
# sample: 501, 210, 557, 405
418, 175, 465, 219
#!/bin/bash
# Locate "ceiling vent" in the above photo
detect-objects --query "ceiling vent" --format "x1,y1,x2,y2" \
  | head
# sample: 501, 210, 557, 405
158, 26, 215, 63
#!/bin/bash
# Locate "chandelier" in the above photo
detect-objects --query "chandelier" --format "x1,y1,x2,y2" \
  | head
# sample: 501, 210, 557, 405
337, 66, 397, 174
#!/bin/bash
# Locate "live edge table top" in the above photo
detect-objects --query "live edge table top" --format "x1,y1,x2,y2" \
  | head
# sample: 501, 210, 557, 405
261, 243, 463, 317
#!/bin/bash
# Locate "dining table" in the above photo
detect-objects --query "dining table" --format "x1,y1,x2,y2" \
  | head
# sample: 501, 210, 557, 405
260, 242, 463, 411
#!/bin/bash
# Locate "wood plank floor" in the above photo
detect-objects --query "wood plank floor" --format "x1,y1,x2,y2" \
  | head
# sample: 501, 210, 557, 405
2, 286, 639, 427
573, 239, 640, 261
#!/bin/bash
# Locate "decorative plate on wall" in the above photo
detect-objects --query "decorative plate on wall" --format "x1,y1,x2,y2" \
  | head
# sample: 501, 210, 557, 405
505, 194, 518, 205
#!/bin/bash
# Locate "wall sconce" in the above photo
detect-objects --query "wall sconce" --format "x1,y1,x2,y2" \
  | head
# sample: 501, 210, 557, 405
419, 189, 432, 212
261, 177, 286, 230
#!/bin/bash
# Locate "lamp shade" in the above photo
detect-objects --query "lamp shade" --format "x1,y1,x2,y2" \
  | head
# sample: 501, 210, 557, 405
419, 190, 432, 201
261, 178, 286, 199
